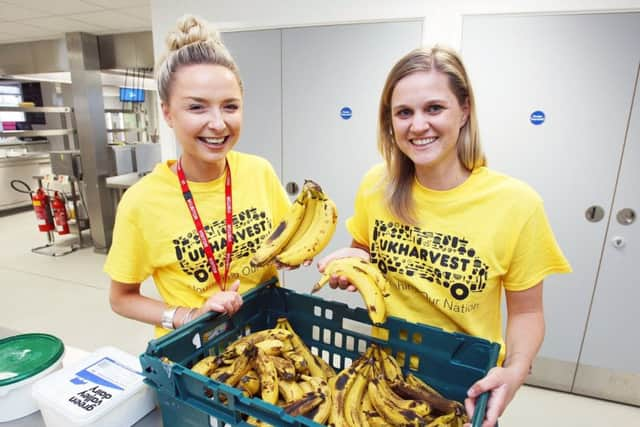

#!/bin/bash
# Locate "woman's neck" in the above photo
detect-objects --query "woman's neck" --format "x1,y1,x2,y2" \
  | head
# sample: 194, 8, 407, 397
174, 156, 226, 182
415, 160, 470, 191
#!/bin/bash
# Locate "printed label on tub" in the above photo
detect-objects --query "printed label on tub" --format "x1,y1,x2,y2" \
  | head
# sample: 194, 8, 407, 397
71, 357, 141, 391
65, 357, 142, 412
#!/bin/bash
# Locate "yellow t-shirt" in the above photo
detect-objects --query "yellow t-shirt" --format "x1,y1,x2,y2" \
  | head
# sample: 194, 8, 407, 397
346, 164, 571, 363
104, 151, 290, 337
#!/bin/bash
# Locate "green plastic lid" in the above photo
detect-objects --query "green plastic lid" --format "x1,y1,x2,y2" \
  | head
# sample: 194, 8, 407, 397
0, 333, 64, 387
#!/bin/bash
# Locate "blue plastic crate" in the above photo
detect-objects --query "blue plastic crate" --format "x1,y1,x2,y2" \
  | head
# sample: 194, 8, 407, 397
140, 278, 500, 426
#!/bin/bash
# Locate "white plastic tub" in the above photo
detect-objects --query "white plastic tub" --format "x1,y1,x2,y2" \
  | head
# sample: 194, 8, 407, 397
0, 333, 65, 422
32, 346, 156, 427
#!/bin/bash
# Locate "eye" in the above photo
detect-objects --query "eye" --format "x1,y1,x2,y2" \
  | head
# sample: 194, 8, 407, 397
395, 108, 412, 118
188, 104, 205, 111
224, 103, 240, 112
427, 104, 444, 113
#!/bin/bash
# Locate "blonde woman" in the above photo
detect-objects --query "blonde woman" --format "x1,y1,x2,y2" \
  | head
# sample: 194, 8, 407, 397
319, 46, 571, 427
106, 15, 289, 338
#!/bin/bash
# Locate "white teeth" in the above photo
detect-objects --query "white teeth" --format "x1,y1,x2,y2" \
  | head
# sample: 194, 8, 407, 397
201, 137, 225, 145
412, 137, 436, 146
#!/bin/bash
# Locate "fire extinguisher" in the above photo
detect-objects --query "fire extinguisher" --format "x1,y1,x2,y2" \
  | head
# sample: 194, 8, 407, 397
10, 180, 54, 232
31, 187, 54, 232
51, 191, 70, 235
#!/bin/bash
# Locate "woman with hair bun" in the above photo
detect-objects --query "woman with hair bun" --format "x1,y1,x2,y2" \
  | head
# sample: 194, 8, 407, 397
319, 46, 571, 426
105, 15, 290, 337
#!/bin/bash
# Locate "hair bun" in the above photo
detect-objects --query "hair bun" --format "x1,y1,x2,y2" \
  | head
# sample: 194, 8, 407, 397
165, 15, 222, 52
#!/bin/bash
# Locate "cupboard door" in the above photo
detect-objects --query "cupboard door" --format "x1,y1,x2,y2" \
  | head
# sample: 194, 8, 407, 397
222, 30, 283, 175
573, 64, 640, 405
280, 21, 422, 301
462, 13, 640, 390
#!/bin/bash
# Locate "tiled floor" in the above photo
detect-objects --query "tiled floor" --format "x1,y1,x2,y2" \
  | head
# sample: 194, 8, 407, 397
1, 209, 639, 426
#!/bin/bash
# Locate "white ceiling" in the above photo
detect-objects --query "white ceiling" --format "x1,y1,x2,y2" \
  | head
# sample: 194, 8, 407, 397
0, 0, 151, 45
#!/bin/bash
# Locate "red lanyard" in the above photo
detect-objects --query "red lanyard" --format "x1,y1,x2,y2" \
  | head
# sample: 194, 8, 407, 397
177, 158, 233, 291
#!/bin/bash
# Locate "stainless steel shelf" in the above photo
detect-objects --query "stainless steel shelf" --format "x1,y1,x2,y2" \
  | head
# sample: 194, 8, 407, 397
106, 128, 146, 132
0, 140, 49, 146
0, 106, 73, 113
104, 109, 145, 114
0, 129, 75, 137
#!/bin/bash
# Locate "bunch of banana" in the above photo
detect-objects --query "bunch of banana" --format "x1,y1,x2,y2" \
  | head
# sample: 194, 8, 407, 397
189, 320, 335, 425
326, 343, 469, 427
251, 180, 338, 268
313, 257, 391, 325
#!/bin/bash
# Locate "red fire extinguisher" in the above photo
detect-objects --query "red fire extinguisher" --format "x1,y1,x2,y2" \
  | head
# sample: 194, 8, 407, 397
10, 180, 55, 233
31, 187, 55, 232
51, 191, 70, 235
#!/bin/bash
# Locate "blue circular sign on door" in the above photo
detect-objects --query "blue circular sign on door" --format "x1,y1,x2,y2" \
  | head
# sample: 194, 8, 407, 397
340, 107, 353, 120
530, 110, 546, 125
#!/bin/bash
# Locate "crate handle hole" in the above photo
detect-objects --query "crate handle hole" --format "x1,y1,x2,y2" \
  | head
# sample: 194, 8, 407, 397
204, 387, 214, 399
341, 318, 373, 338
412, 332, 422, 344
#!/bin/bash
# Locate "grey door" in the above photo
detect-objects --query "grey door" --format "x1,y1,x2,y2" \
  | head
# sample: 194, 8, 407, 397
280, 21, 423, 305
222, 30, 283, 176
462, 12, 640, 394
572, 63, 640, 405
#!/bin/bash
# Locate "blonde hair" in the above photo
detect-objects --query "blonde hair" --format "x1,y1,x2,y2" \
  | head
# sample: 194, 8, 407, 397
156, 15, 242, 103
377, 46, 486, 224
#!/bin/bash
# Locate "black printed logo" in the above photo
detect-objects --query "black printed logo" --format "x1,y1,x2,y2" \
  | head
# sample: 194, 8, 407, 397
173, 208, 270, 292
370, 220, 488, 301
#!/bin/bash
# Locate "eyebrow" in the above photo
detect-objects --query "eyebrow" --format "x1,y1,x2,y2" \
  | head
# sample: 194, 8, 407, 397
392, 99, 448, 109
182, 96, 241, 103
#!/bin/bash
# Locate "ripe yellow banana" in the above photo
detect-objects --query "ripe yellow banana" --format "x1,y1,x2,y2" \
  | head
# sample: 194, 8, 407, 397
221, 343, 257, 387
269, 355, 296, 381
275, 318, 325, 378
282, 349, 310, 375
275, 189, 320, 254
250, 186, 310, 267
377, 347, 403, 383
283, 391, 325, 417
275, 181, 338, 267
426, 411, 458, 427
313, 353, 337, 378
316, 258, 388, 324
344, 362, 372, 427
226, 328, 293, 356
312, 256, 389, 296
278, 379, 305, 402
209, 364, 235, 382
255, 339, 285, 356
397, 374, 466, 419
190, 355, 221, 377
367, 377, 426, 427
299, 375, 332, 424
238, 369, 260, 397
255, 349, 279, 405
298, 379, 315, 394
360, 392, 389, 427
328, 347, 373, 427
351, 258, 391, 298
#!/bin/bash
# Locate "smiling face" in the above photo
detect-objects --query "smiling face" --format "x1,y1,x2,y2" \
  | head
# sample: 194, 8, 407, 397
390, 70, 469, 184
162, 63, 243, 181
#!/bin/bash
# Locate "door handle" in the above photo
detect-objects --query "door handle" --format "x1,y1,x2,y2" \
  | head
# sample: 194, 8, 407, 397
616, 208, 636, 225
285, 181, 299, 196
585, 205, 605, 223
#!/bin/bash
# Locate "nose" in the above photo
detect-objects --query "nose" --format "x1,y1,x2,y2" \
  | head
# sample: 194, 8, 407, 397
410, 112, 430, 133
207, 109, 226, 131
